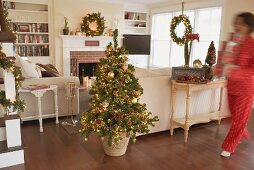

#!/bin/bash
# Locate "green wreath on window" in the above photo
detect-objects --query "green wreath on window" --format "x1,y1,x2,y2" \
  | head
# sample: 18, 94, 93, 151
81, 12, 106, 37
0, 46, 25, 113
170, 14, 192, 46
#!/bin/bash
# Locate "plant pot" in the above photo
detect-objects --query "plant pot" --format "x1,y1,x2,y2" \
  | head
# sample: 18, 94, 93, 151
63, 28, 69, 35
102, 134, 130, 156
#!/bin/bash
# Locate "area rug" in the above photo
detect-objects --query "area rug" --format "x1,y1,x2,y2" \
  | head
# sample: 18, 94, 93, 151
60, 120, 82, 135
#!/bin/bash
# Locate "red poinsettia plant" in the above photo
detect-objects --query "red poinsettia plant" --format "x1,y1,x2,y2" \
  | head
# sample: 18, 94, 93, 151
184, 33, 200, 66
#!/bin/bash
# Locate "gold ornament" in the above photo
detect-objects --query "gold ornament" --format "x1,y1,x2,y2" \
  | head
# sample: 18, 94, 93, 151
102, 101, 109, 108
136, 91, 141, 96
113, 90, 118, 95
122, 63, 128, 71
193, 59, 202, 68
108, 72, 114, 78
131, 98, 138, 103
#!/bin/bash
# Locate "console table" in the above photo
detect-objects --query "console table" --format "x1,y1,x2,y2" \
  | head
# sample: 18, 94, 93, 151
170, 79, 227, 143
19, 85, 59, 132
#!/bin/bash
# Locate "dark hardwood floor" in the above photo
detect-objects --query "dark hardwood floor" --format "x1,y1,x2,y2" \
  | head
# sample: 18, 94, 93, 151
3, 112, 254, 170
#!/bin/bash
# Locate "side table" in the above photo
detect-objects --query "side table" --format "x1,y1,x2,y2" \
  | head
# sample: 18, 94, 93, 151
170, 79, 227, 143
19, 85, 59, 132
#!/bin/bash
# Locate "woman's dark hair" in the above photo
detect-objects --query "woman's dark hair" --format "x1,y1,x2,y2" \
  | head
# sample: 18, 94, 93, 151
236, 12, 254, 33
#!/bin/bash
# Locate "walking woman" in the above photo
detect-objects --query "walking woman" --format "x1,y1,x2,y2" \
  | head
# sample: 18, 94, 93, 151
215, 12, 254, 157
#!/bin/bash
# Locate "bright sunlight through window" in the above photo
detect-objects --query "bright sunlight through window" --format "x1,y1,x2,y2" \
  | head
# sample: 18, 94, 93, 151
150, 7, 222, 67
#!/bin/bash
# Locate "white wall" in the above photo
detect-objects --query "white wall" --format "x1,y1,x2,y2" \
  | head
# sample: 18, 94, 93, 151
53, 0, 124, 74
220, 0, 254, 40
52, 0, 150, 75
150, 0, 222, 14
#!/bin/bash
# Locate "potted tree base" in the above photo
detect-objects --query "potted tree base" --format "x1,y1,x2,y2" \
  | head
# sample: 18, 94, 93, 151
102, 133, 130, 156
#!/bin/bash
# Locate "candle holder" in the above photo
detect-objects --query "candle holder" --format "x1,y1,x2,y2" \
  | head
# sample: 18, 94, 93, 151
83, 76, 89, 87
61, 82, 77, 126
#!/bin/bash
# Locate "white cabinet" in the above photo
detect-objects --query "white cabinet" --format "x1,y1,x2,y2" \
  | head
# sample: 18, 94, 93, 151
128, 55, 148, 68
124, 11, 148, 34
3, 0, 51, 64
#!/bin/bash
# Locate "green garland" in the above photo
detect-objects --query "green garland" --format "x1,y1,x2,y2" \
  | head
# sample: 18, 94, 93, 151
0, 46, 25, 113
81, 12, 106, 37
170, 14, 192, 46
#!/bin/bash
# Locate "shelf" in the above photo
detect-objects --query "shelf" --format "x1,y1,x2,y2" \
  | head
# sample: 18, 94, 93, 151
173, 112, 223, 128
124, 11, 147, 34
8, 9, 48, 14
16, 32, 48, 35
124, 19, 146, 23
10, 21, 48, 24
173, 113, 214, 127
126, 26, 146, 29
21, 56, 49, 58
15, 43, 49, 46
123, 32, 147, 35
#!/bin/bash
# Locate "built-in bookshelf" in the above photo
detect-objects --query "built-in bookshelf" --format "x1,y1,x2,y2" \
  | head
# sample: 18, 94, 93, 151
124, 11, 148, 34
3, 0, 50, 63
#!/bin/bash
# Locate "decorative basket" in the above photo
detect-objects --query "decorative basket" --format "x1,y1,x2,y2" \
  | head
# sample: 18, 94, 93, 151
171, 66, 206, 80
102, 134, 130, 156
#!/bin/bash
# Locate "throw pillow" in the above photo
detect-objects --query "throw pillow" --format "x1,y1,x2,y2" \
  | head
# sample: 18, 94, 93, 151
41, 70, 57, 77
36, 63, 59, 77
15, 55, 41, 78
0, 78, 4, 84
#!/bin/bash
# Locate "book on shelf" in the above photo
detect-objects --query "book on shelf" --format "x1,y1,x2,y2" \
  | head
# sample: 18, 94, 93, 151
14, 45, 49, 56
11, 23, 48, 33
22, 84, 50, 91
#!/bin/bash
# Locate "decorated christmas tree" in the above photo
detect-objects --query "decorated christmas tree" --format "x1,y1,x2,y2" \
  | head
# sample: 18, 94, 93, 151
204, 41, 216, 80
205, 41, 216, 66
80, 29, 159, 146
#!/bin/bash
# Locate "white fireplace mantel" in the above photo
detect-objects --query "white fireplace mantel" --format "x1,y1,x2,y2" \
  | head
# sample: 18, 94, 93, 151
59, 35, 123, 76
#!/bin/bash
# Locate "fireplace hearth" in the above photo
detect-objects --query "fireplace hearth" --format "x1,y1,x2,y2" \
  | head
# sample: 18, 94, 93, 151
60, 35, 122, 76
70, 51, 105, 84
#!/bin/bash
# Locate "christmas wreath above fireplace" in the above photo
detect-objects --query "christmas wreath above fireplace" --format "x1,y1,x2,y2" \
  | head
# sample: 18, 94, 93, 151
81, 12, 106, 37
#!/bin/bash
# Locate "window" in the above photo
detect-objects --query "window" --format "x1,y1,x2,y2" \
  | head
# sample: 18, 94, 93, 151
150, 7, 222, 67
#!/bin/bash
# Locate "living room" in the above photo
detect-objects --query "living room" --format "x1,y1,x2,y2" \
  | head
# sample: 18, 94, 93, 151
0, 0, 254, 169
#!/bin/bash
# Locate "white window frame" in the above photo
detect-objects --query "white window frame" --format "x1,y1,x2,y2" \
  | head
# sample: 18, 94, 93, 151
149, 6, 222, 68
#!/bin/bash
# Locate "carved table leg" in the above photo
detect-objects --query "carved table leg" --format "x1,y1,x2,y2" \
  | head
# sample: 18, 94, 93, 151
184, 87, 190, 143
32, 90, 46, 132
37, 96, 43, 132
53, 88, 59, 124
170, 84, 176, 136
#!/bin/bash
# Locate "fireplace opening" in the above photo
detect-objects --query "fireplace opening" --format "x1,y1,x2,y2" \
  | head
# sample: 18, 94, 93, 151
79, 63, 97, 83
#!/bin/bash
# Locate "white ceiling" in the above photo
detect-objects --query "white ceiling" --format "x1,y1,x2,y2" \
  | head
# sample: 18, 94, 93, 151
124, 0, 170, 4
96, 0, 173, 5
